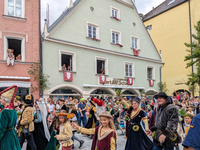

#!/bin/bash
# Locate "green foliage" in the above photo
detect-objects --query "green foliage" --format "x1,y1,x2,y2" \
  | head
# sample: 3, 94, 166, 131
184, 20, 200, 96
157, 82, 169, 93
28, 60, 50, 93
139, 89, 145, 96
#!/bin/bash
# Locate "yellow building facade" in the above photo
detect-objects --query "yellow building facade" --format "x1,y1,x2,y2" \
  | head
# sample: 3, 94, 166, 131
143, 0, 200, 96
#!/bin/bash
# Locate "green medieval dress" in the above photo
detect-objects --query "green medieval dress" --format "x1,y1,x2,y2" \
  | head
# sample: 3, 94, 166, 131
0, 109, 21, 150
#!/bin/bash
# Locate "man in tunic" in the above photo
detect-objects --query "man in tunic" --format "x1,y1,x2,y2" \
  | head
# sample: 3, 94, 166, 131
146, 92, 180, 150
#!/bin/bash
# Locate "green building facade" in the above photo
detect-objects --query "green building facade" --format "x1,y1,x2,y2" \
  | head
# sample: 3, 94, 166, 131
42, 0, 163, 99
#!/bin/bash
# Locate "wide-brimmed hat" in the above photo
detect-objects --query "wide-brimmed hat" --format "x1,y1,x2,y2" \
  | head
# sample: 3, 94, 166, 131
89, 100, 96, 107
154, 92, 168, 99
80, 98, 86, 102
99, 111, 113, 119
59, 99, 65, 102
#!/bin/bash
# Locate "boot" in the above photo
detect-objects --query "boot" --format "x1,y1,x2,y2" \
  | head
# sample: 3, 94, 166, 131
79, 140, 84, 148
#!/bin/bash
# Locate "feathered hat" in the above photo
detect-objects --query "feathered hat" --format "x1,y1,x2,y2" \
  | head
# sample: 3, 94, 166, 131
0, 85, 18, 109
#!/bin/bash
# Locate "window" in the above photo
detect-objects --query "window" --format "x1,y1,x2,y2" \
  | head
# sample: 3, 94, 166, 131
61, 54, 73, 71
125, 62, 135, 77
59, 50, 76, 71
95, 57, 108, 75
4, 36, 25, 61
110, 6, 120, 19
147, 66, 155, 80
5, 0, 25, 18
86, 22, 99, 40
88, 25, 97, 38
131, 36, 139, 49
111, 30, 121, 45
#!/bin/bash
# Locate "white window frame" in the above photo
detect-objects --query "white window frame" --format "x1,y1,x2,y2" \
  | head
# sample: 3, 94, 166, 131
147, 66, 155, 80
59, 50, 76, 72
110, 6, 120, 19
124, 62, 135, 78
95, 56, 108, 75
111, 29, 122, 45
131, 35, 140, 50
4, 0, 25, 18
86, 22, 100, 39
4, 35, 25, 62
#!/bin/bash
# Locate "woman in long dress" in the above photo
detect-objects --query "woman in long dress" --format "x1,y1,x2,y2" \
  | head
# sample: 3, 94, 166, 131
0, 85, 21, 150
119, 95, 154, 150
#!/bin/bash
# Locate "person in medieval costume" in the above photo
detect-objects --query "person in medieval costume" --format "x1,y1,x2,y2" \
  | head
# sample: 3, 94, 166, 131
119, 95, 154, 150
146, 92, 180, 150
85, 100, 97, 129
0, 85, 21, 150
72, 111, 117, 150
27, 98, 50, 150
113, 105, 124, 135
19, 94, 37, 150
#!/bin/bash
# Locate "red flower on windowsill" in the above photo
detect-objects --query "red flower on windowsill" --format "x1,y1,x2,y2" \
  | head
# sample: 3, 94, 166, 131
113, 17, 119, 20
92, 38, 99, 41
116, 43, 123, 47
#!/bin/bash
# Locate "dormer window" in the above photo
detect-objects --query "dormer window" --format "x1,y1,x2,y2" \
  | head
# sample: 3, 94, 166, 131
168, 0, 176, 5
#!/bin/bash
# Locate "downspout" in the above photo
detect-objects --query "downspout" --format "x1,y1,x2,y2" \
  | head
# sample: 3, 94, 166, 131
160, 63, 165, 92
188, 0, 194, 96
39, 0, 43, 97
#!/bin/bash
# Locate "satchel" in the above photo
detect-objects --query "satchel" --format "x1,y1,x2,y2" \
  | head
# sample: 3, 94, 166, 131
23, 124, 31, 138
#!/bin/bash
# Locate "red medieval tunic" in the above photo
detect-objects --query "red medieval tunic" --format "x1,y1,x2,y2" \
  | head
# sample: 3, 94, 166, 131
78, 125, 117, 150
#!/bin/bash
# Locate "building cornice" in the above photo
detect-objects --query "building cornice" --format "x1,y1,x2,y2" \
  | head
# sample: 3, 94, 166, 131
44, 37, 163, 64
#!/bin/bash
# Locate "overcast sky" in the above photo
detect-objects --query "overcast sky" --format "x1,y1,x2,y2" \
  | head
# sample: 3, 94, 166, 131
41, 0, 165, 29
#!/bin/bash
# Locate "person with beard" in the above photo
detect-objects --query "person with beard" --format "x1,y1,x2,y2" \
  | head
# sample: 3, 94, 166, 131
119, 95, 154, 150
146, 92, 180, 150
0, 85, 21, 150
19, 94, 37, 150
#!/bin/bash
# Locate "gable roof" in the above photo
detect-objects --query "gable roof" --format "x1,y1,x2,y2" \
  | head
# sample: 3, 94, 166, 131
47, 0, 82, 33
143, 0, 188, 21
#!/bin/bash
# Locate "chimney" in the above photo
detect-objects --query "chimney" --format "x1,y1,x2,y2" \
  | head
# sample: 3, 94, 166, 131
69, 0, 73, 8
152, 7, 154, 10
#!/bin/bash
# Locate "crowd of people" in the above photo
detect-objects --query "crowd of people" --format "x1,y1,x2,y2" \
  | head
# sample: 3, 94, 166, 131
0, 85, 200, 150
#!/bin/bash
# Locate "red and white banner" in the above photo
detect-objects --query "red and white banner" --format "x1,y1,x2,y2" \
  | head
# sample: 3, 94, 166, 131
64, 72, 73, 82
100, 75, 107, 84
134, 49, 139, 56
127, 78, 133, 85
149, 79, 154, 87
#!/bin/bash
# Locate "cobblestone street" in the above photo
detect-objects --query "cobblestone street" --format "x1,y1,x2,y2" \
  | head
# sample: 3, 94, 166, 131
22, 129, 183, 150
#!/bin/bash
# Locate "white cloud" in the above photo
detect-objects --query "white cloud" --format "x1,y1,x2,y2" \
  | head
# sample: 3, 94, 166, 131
41, 0, 165, 29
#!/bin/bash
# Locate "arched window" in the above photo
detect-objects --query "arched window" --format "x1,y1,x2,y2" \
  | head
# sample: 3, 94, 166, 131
122, 90, 137, 99
50, 88, 81, 100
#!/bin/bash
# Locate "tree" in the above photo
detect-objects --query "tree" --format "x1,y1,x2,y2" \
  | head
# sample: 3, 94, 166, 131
157, 82, 169, 93
28, 60, 50, 94
184, 20, 200, 97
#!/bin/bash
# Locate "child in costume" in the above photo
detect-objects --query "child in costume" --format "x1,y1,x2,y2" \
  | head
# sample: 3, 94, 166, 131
54, 110, 73, 150
72, 111, 117, 150
183, 113, 193, 150
0, 85, 21, 150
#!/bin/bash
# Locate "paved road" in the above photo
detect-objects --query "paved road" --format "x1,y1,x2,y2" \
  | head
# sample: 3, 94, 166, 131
22, 129, 183, 150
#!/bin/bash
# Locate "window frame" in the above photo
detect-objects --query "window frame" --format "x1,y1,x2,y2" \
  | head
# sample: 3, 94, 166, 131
4, 35, 25, 62
59, 50, 76, 72
147, 66, 155, 80
131, 35, 140, 50
124, 61, 135, 78
4, 0, 25, 18
95, 56, 108, 75
111, 29, 122, 45
110, 6, 120, 19
86, 22, 100, 40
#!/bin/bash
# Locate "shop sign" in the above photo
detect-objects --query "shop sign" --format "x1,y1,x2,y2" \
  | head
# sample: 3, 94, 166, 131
99, 78, 132, 85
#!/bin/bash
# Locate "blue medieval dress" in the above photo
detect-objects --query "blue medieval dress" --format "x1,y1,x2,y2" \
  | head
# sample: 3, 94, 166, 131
0, 109, 21, 150
125, 109, 154, 150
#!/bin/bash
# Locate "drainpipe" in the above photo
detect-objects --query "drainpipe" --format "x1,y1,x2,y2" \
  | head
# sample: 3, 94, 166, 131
188, 0, 194, 96
160, 63, 165, 92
